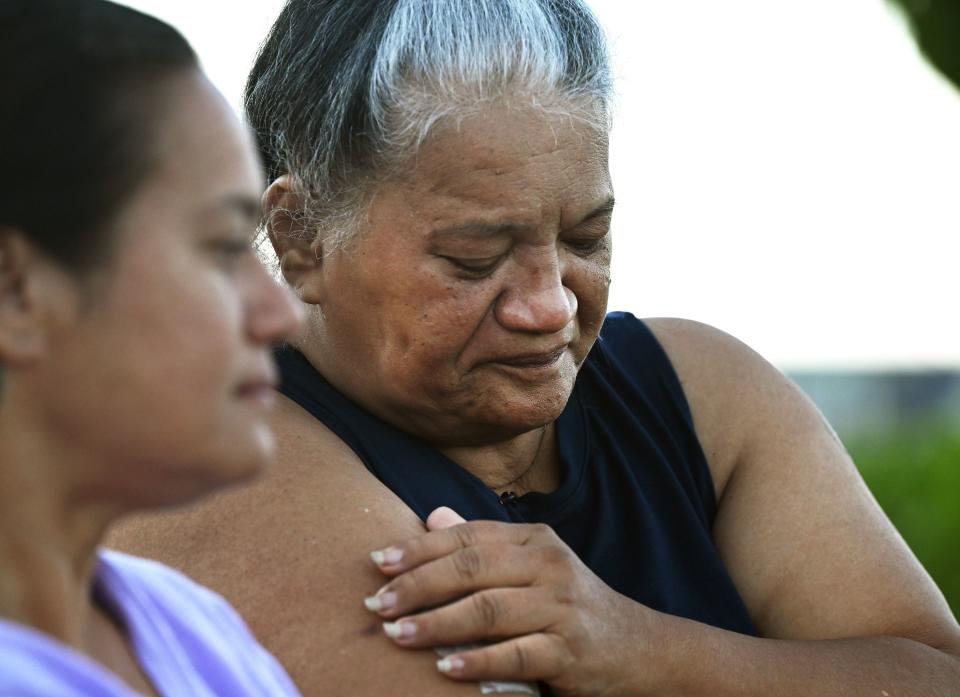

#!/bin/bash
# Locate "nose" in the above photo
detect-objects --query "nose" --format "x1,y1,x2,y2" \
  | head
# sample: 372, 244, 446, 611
245, 260, 305, 345
494, 251, 577, 334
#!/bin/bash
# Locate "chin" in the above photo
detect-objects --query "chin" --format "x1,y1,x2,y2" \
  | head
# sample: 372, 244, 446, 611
219, 440, 273, 485
447, 387, 572, 444
176, 434, 274, 503
219, 419, 276, 471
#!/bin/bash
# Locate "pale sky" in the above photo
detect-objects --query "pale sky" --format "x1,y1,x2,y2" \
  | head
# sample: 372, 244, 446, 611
120, 0, 960, 370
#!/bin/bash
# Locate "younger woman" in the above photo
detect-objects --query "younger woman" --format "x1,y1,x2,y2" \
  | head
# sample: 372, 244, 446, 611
0, 1, 303, 694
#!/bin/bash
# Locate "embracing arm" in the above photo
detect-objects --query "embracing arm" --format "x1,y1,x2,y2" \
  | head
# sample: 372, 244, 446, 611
640, 317, 960, 695
106, 395, 494, 696
362, 318, 960, 697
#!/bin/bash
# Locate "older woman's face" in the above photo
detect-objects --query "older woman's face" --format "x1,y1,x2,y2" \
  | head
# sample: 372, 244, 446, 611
33, 72, 302, 505
316, 105, 613, 444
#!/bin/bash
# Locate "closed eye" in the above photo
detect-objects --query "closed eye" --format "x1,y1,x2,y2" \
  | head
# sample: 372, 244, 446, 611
438, 255, 503, 279
564, 237, 605, 254
207, 238, 254, 271
563, 230, 610, 256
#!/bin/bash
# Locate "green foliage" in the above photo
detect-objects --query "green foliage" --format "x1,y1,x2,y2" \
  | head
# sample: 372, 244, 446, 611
845, 421, 960, 619
889, 0, 960, 91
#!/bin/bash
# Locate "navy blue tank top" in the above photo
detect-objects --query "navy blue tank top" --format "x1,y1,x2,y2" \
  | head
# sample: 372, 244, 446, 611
278, 312, 756, 635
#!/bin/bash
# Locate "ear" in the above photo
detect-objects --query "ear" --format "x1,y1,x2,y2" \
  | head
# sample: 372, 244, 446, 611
0, 229, 72, 366
262, 175, 325, 305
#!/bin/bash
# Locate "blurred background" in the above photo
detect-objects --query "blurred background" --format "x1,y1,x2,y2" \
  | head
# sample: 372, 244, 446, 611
117, 0, 959, 617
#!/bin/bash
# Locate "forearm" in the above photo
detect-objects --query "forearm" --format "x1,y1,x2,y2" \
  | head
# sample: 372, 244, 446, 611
636, 611, 960, 697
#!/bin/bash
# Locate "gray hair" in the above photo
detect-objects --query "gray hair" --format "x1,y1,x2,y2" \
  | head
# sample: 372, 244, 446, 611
245, 0, 612, 249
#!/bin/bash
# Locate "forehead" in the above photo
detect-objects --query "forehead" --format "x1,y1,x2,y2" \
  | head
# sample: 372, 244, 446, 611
396, 105, 612, 227
139, 72, 262, 211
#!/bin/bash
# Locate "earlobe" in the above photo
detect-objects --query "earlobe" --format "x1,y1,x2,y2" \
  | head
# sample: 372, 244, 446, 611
262, 175, 325, 306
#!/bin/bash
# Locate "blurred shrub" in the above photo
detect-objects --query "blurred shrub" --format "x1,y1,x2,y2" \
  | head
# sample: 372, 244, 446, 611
845, 421, 960, 619
889, 0, 960, 91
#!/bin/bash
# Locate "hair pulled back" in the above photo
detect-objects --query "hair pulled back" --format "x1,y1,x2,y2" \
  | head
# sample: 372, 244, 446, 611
0, 0, 197, 270
245, 0, 612, 248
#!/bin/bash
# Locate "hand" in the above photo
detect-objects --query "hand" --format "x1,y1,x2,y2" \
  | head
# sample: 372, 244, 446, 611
363, 507, 656, 697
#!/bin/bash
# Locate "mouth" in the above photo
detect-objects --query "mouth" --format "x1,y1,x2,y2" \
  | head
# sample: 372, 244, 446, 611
493, 346, 567, 369
235, 369, 279, 407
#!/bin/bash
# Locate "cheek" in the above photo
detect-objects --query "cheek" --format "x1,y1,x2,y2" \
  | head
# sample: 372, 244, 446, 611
42, 294, 240, 472
385, 293, 487, 379
581, 263, 610, 319
578, 243, 612, 297
108, 272, 241, 424
569, 255, 611, 353
342, 262, 494, 366
166, 285, 240, 386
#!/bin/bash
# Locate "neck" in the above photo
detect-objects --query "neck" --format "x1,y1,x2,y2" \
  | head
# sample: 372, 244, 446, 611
439, 422, 561, 497
0, 407, 115, 650
298, 332, 564, 496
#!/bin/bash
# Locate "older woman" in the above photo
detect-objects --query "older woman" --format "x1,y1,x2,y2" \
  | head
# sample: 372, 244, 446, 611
0, 1, 303, 695
110, 0, 960, 695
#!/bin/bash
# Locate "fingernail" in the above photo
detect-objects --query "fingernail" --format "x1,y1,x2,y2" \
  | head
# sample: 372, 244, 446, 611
383, 620, 416, 639
370, 547, 403, 566
437, 656, 464, 673
363, 591, 397, 612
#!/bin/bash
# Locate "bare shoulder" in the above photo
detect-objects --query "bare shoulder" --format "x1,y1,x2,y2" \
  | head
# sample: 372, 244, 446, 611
107, 394, 480, 695
643, 317, 960, 653
642, 317, 802, 496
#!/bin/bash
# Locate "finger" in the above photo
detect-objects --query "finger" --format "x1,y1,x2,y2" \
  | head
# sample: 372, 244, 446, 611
426, 506, 467, 530
370, 520, 555, 575
365, 544, 548, 618
381, 587, 556, 649
435, 633, 566, 684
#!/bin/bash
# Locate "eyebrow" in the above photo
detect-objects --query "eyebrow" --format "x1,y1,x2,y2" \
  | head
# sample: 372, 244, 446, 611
583, 197, 616, 222
429, 197, 616, 240
429, 220, 525, 240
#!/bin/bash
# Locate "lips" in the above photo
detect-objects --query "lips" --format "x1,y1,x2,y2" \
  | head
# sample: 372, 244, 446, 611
493, 346, 567, 368
235, 381, 277, 411
236, 379, 276, 395
236, 362, 280, 402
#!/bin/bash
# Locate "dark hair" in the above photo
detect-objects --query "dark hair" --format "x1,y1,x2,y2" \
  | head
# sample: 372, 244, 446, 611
0, 0, 197, 270
245, 0, 611, 248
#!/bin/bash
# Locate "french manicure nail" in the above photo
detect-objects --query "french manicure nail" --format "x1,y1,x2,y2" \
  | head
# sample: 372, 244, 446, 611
370, 547, 403, 566
363, 591, 397, 612
383, 620, 416, 639
437, 656, 464, 673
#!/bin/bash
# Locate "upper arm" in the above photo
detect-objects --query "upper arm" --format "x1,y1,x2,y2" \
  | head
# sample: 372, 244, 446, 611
645, 318, 960, 654
106, 395, 486, 696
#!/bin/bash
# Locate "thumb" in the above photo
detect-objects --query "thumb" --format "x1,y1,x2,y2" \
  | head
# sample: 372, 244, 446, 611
426, 506, 467, 530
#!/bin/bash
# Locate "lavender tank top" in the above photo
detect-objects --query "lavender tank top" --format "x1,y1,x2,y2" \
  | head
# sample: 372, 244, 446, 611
0, 550, 300, 696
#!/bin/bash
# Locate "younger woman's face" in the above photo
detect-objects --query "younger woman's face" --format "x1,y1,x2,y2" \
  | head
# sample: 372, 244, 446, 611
34, 71, 302, 506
